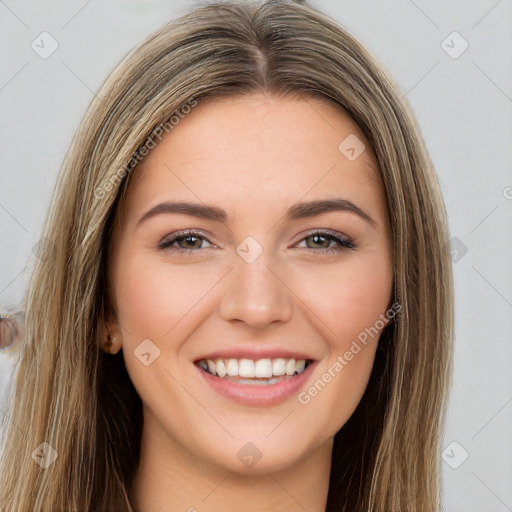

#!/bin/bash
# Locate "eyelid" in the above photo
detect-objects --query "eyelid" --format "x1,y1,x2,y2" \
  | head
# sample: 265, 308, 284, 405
158, 228, 219, 249
291, 228, 354, 247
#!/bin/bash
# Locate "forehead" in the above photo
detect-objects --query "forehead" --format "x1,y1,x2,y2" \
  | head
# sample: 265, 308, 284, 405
120, 93, 384, 222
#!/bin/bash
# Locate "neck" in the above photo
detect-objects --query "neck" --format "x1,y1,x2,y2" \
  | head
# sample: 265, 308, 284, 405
130, 412, 333, 512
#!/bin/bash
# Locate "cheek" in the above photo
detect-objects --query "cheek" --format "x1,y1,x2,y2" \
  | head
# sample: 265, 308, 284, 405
110, 254, 217, 409
112, 252, 217, 341
297, 252, 393, 347
292, 255, 391, 434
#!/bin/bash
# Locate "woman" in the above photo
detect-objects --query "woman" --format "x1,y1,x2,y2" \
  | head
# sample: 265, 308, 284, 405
0, 0, 454, 510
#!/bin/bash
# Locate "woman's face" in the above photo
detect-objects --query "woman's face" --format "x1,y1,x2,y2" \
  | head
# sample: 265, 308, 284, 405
107, 93, 393, 475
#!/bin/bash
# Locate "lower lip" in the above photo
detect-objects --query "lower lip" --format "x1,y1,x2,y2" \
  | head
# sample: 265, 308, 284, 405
196, 362, 316, 406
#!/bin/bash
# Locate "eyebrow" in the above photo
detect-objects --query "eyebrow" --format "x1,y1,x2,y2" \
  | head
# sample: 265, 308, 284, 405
137, 198, 377, 228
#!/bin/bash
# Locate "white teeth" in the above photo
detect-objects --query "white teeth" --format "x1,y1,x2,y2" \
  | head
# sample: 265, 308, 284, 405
238, 359, 255, 378
285, 358, 296, 376
216, 360, 227, 378
272, 359, 286, 376
254, 359, 273, 378
227, 358, 238, 377
198, 357, 309, 379
237, 377, 279, 385
206, 359, 216, 374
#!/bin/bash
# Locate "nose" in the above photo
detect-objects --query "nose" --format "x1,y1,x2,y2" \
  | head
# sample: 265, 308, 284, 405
219, 252, 294, 330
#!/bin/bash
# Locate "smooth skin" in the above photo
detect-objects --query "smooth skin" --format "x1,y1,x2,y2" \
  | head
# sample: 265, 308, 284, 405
106, 93, 393, 511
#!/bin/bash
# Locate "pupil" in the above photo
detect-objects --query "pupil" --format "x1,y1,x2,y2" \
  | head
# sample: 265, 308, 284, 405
182, 236, 199, 249
310, 235, 328, 248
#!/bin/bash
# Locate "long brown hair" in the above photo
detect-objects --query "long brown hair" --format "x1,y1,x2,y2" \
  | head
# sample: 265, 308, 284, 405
0, 1, 453, 510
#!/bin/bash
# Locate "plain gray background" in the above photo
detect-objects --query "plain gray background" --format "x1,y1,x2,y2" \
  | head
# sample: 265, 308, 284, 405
1, 1, 511, 510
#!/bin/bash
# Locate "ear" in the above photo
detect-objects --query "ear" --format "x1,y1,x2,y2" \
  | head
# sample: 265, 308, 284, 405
98, 308, 123, 355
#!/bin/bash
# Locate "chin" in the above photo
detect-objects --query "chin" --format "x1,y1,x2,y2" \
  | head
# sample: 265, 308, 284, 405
190, 424, 334, 476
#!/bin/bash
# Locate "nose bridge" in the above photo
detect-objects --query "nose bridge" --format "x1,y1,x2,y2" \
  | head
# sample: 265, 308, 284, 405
219, 243, 294, 328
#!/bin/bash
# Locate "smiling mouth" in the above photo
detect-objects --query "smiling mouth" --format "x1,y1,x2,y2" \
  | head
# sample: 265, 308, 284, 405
196, 357, 313, 385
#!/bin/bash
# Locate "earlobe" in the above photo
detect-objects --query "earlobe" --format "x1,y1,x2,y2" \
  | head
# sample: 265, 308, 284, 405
98, 315, 123, 355
103, 332, 122, 355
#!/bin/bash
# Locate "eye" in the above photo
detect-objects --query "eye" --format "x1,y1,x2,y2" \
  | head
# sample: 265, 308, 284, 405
158, 230, 213, 253
295, 230, 355, 255
158, 229, 355, 256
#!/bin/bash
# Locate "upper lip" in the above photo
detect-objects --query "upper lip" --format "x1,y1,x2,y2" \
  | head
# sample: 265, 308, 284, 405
194, 346, 317, 362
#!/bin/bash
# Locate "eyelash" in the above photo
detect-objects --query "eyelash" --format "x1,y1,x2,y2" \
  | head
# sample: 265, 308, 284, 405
158, 229, 355, 256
